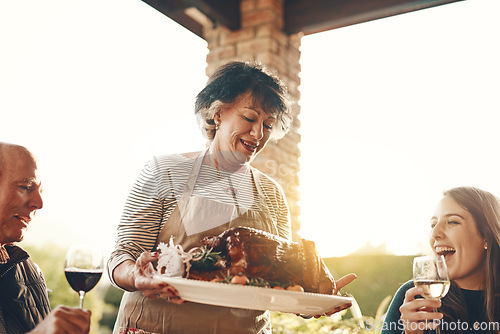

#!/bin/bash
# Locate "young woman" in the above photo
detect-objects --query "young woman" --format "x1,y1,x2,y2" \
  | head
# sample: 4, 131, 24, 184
382, 186, 500, 334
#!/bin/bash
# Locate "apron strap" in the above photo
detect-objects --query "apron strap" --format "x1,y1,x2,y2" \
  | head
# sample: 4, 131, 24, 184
183, 148, 209, 196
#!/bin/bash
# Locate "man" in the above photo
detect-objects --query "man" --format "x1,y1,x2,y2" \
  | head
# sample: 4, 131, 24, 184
0, 142, 91, 333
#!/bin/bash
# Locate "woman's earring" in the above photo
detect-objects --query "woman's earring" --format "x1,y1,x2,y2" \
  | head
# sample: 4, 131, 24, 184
215, 122, 220, 131
484, 244, 488, 250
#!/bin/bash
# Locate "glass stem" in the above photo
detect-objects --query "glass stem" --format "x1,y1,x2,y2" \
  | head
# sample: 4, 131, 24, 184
79, 290, 85, 308
434, 306, 440, 334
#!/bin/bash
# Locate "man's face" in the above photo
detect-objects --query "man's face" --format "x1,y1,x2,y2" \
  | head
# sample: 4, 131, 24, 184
0, 148, 43, 245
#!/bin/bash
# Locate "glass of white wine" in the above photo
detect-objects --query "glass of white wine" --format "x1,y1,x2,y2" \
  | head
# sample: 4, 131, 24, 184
413, 255, 450, 334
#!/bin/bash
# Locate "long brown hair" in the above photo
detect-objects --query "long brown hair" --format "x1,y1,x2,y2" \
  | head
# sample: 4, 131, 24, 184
443, 186, 500, 326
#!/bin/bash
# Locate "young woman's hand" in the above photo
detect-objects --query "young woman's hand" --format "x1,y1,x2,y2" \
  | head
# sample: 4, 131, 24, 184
399, 286, 443, 334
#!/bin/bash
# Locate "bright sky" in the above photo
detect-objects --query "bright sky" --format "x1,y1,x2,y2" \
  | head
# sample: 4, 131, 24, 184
298, 0, 500, 256
1, 0, 499, 258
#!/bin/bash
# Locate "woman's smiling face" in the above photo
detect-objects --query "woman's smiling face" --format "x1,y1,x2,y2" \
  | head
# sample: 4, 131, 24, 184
213, 93, 276, 164
429, 195, 487, 289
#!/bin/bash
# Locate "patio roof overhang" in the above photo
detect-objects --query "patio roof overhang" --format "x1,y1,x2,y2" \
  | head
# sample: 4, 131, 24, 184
142, 0, 463, 38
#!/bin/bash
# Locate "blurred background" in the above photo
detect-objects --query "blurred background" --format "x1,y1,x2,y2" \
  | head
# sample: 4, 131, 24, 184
1, 0, 499, 332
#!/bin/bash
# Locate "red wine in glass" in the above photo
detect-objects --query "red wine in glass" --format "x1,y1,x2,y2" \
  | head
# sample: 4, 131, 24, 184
65, 269, 103, 293
64, 245, 103, 308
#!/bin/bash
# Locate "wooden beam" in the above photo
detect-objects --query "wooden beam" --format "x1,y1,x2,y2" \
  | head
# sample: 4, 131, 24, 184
142, 0, 464, 38
142, 0, 204, 38
142, 0, 240, 38
185, 0, 240, 31
285, 0, 464, 35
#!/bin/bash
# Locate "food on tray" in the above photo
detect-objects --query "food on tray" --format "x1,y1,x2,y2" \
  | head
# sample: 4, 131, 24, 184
156, 226, 335, 294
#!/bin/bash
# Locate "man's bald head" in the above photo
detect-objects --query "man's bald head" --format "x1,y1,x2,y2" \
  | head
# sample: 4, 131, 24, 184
0, 143, 38, 178
0, 142, 43, 245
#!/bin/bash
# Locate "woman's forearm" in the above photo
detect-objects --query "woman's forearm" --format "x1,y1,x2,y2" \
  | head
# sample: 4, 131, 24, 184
112, 259, 138, 292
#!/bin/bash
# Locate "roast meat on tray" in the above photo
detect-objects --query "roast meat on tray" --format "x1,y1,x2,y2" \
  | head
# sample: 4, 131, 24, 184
188, 226, 336, 294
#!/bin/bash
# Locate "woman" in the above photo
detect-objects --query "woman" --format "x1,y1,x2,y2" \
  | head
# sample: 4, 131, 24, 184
107, 61, 354, 334
382, 186, 500, 334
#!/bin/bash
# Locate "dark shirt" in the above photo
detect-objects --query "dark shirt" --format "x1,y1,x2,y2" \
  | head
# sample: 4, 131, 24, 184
0, 245, 51, 333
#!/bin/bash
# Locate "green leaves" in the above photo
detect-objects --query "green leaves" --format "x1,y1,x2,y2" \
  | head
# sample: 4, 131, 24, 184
190, 246, 222, 271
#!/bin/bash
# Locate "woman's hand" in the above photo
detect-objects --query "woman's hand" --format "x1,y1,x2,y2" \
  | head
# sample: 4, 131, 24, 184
311, 273, 357, 318
399, 286, 443, 334
28, 306, 91, 334
334, 273, 357, 294
114, 252, 184, 304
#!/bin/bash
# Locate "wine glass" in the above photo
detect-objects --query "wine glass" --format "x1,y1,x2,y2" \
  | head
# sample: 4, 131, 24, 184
64, 244, 104, 308
413, 255, 450, 334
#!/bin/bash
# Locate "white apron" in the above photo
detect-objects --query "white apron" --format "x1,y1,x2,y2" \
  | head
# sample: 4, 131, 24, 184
114, 150, 280, 334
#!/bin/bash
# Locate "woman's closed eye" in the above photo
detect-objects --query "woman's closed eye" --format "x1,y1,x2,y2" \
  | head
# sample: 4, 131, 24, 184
244, 116, 273, 130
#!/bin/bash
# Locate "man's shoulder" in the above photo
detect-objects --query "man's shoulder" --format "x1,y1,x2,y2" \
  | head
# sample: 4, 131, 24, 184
4, 245, 29, 262
0, 245, 32, 278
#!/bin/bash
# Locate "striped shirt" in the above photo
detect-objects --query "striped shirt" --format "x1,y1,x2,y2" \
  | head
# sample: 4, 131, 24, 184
107, 153, 291, 286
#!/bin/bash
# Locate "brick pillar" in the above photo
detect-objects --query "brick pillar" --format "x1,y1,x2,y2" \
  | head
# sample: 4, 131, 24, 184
203, 0, 303, 240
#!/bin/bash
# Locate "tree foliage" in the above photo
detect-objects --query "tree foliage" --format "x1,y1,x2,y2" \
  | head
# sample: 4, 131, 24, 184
324, 254, 414, 317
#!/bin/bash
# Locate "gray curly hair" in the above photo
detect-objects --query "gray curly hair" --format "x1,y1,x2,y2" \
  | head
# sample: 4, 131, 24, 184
195, 61, 293, 141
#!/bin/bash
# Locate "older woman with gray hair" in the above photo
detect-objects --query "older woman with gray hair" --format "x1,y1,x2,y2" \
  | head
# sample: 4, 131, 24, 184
108, 61, 352, 334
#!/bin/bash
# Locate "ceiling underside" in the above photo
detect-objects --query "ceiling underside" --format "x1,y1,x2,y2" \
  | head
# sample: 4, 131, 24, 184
142, 0, 463, 39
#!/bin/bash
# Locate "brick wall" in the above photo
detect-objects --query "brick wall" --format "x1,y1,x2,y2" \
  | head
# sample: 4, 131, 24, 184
202, 0, 303, 240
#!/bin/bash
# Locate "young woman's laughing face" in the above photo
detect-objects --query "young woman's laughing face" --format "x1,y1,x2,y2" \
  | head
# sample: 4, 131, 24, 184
430, 195, 487, 289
